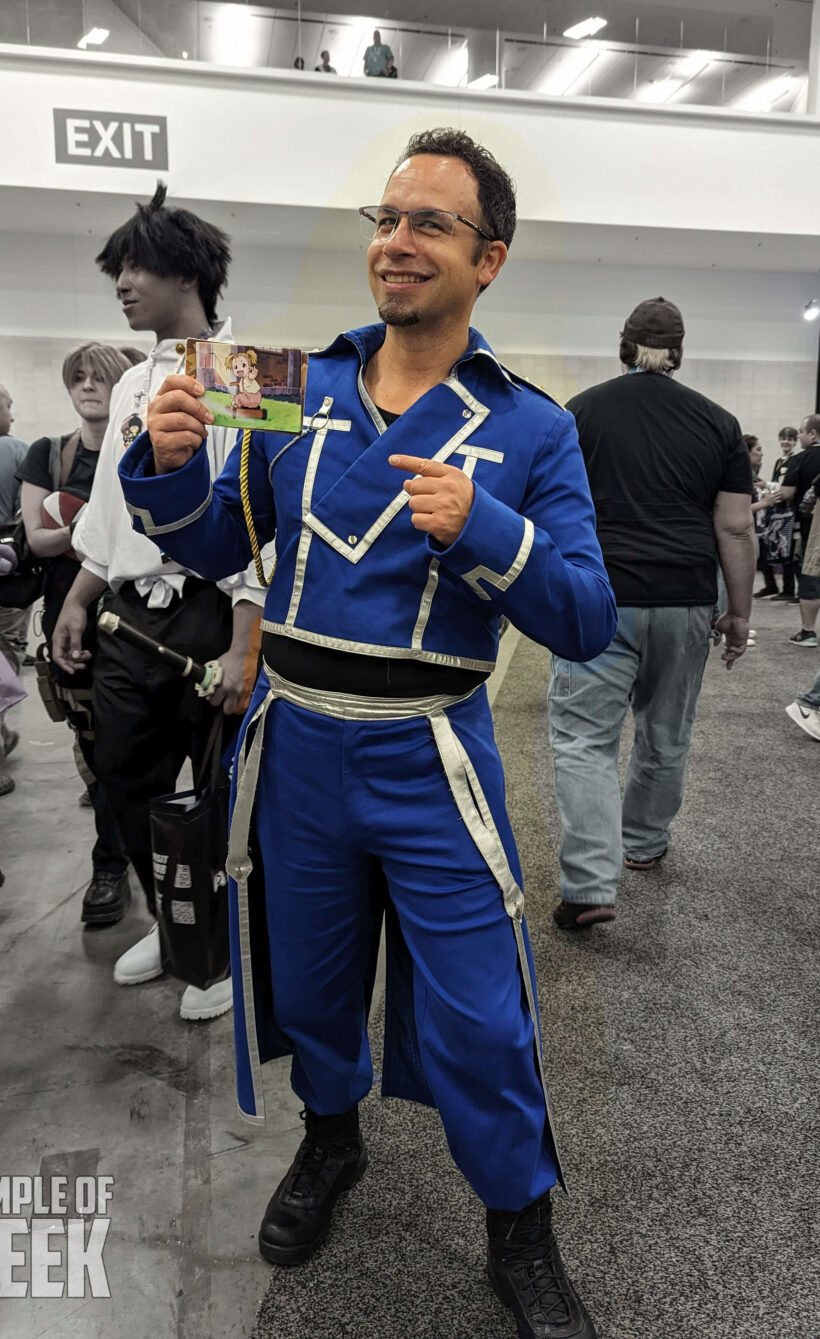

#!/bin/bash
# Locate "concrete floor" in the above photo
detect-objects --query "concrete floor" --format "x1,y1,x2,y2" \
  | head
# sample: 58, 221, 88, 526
0, 654, 318, 1338
0, 632, 519, 1339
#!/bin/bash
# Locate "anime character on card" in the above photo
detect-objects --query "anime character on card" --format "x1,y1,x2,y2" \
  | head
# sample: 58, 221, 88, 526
186, 340, 305, 434
225, 349, 262, 411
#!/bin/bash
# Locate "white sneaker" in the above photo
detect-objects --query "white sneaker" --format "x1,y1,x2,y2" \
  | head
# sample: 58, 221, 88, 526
113, 923, 164, 986
179, 977, 233, 1021
785, 701, 820, 741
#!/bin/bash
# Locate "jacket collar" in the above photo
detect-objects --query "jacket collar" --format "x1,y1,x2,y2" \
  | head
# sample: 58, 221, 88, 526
152, 316, 233, 362
314, 322, 518, 391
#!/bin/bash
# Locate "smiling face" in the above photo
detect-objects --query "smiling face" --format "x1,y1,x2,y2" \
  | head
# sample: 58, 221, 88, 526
367, 154, 506, 334
68, 366, 113, 424
233, 354, 250, 377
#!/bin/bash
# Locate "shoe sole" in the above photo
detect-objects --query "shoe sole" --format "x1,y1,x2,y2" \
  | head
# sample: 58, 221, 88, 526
82, 905, 128, 926
788, 640, 818, 648
624, 848, 668, 871
559, 907, 616, 930
785, 703, 820, 740
179, 996, 234, 1022
113, 964, 165, 986
258, 1150, 369, 1267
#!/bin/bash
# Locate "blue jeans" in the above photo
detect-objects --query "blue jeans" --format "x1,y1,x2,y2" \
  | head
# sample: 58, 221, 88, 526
548, 606, 713, 906
797, 669, 820, 709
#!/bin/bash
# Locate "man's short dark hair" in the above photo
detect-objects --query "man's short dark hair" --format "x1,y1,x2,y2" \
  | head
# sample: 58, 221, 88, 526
393, 128, 517, 253
619, 339, 683, 372
778, 426, 798, 440
95, 182, 231, 327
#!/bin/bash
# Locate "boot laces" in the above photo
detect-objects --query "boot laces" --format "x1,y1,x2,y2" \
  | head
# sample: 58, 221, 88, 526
498, 1208, 576, 1326
287, 1111, 357, 1200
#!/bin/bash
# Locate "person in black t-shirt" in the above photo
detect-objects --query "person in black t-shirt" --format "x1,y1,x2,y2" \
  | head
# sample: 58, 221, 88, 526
549, 297, 756, 930
775, 414, 820, 646
17, 343, 138, 925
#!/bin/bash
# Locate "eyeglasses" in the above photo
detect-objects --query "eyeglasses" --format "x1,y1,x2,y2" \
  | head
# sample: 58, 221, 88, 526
359, 206, 494, 245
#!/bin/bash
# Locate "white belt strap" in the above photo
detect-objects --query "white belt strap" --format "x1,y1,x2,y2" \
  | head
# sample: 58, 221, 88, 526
428, 710, 564, 1187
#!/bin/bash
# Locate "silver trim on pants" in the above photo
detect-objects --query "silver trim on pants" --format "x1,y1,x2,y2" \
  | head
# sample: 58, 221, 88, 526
226, 666, 564, 1186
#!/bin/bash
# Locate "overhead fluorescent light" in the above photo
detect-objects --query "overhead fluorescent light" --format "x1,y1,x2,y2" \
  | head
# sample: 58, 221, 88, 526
435, 41, 469, 88
804, 300, 820, 322
636, 77, 685, 104
539, 47, 599, 96
563, 17, 607, 41
676, 50, 713, 79
212, 3, 260, 67
77, 27, 109, 50
735, 74, 794, 112
468, 73, 498, 90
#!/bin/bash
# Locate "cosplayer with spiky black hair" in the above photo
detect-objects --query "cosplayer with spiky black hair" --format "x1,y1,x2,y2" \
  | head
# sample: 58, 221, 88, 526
96, 181, 231, 332
52, 183, 266, 1023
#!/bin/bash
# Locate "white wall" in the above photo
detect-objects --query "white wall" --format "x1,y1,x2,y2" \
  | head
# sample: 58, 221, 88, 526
2, 44, 820, 235
2, 224, 814, 473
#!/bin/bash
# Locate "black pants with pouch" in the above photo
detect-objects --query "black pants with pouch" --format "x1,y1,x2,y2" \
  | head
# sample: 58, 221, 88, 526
92, 579, 239, 914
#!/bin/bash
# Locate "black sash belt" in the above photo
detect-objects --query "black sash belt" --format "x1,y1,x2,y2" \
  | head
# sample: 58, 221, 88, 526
262, 632, 488, 698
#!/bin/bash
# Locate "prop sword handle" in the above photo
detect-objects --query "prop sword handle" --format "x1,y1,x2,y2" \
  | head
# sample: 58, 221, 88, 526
97, 611, 219, 690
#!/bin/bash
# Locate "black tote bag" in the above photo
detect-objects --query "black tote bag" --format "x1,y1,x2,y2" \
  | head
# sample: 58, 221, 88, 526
149, 717, 231, 991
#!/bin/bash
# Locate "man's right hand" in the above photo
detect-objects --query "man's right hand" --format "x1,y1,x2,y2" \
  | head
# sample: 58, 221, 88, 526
147, 375, 214, 475
52, 599, 90, 674
713, 612, 749, 669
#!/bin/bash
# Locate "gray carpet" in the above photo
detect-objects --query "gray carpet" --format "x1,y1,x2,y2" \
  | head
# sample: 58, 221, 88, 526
255, 605, 818, 1339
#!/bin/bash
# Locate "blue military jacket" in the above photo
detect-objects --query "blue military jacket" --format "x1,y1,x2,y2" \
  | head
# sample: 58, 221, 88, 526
118, 324, 616, 1126
120, 323, 615, 667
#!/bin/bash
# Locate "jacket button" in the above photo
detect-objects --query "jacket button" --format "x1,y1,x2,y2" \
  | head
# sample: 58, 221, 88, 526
348, 534, 358, 545
175, 342, 186, 354
462, 408, 472, 419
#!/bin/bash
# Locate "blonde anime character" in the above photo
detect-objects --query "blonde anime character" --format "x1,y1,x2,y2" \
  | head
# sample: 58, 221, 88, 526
224, 348, 262, 410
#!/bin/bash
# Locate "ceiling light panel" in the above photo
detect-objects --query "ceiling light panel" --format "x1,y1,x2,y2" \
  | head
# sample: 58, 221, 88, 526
77, 27, 109, 50
563, 17, 607, 41
538, 45, 600, 96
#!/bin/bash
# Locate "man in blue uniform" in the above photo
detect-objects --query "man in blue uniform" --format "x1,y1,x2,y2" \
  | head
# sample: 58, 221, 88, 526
118, 128, 616, 1339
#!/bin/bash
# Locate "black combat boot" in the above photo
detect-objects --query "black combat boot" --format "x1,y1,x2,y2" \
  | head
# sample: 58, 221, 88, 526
81, 871, 131, 926
487, 1191, 597, 1338
258, 1105, 367, 1265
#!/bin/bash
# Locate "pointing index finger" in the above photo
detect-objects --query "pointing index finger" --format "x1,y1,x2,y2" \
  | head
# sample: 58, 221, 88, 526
388, 454, 448, 477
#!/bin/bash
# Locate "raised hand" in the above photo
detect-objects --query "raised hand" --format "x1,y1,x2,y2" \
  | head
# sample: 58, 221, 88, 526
389, 454, 474, 547
147, 374, 214, 474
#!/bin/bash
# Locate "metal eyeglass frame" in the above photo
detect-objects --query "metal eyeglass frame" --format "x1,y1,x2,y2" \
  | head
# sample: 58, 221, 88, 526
359, 206, 494, 244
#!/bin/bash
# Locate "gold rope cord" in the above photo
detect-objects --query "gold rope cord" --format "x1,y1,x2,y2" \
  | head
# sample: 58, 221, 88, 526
239, 428, 271, 587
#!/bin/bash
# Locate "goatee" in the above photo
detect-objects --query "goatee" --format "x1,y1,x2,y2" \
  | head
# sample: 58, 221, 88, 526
378, 301, 421, 327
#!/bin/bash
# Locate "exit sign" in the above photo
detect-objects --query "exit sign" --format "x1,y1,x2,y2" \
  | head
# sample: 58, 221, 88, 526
54, 110, 169, 169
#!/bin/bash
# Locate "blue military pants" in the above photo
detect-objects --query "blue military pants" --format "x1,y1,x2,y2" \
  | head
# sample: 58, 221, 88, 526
251, 684, 559, 1211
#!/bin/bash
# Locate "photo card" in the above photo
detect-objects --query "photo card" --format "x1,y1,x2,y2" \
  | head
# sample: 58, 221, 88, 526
185, 339, 307, 435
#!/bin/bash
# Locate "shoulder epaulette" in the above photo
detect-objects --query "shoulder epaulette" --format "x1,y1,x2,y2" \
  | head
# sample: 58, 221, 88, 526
500, 365, 566, 411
